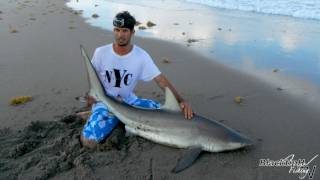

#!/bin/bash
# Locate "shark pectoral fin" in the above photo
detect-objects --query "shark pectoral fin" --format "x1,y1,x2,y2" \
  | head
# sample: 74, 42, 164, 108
162, 87, 181, 112
172, 147, 202, 173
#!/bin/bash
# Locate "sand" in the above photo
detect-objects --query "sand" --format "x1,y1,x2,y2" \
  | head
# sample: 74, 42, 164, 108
0, 0, 319, 179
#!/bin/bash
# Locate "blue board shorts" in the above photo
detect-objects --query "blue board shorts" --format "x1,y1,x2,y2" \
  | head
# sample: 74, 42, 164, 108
82, 98, 161, 142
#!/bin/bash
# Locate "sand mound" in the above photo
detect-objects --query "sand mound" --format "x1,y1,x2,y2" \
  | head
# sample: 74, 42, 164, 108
0, 115, 135, 180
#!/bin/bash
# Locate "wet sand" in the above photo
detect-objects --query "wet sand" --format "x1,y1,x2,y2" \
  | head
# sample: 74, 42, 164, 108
0, 0, 319, 179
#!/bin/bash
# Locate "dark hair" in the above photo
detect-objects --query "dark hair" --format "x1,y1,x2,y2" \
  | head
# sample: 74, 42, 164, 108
113, 11, 136, 31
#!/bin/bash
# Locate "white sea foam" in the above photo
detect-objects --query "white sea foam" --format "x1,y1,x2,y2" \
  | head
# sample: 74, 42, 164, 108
184, 0, 320, 20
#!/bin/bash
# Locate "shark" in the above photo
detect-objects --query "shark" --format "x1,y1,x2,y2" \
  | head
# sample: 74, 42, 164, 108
80, 45, 253, 173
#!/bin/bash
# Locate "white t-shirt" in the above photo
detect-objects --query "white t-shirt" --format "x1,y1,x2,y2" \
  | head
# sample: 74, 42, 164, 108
91, 44, 161, 103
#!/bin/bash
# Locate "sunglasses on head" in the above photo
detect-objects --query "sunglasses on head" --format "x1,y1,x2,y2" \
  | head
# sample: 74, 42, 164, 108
113, 18, 125, 27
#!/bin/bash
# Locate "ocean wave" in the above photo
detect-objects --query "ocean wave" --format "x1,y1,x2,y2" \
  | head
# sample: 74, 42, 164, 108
184, 0, 320, 20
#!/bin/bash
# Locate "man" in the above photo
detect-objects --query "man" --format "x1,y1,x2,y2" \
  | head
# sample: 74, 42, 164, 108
80, 11, 193, 148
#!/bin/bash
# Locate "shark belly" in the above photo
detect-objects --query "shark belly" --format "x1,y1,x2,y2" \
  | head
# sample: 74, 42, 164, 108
125, 126, 197, 149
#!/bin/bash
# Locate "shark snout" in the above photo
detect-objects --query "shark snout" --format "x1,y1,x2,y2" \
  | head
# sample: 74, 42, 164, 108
229, 132, 253, 148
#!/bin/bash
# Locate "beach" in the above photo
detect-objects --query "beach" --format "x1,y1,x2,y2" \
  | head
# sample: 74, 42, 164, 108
0, 0, 319, 179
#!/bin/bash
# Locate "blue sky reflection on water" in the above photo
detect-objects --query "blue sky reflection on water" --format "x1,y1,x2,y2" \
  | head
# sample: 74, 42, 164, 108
67, 0, 320, 85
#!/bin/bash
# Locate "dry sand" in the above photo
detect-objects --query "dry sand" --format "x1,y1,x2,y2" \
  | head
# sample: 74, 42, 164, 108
0, 0, 319, 179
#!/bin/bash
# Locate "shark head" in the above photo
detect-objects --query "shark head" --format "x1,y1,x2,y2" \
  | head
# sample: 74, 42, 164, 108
200, 132, 253, 152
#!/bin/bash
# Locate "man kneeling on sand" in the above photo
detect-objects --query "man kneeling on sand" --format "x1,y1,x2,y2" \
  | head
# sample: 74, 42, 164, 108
79, 11, 193, 148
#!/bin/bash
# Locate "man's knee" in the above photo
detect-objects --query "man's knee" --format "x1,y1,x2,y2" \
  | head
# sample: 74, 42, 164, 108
80, 134, 98, 149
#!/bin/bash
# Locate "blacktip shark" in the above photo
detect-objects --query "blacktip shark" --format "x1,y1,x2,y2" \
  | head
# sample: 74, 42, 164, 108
80, 45, 253, 173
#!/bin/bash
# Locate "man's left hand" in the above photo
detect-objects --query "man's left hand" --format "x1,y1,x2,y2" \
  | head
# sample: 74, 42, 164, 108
180, 101, 193, 120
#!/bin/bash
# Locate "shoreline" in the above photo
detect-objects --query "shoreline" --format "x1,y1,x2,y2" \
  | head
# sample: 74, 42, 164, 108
0, 0, 319, 179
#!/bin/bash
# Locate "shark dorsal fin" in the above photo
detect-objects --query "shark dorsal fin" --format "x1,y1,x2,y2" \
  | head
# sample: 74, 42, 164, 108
162, 87, 181, 112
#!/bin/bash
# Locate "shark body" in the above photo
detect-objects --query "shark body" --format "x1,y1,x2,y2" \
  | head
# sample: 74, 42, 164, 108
80, 45, 252, 172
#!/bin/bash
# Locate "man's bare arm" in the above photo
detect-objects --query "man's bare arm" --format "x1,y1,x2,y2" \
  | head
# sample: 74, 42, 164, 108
154, 74, 193, 119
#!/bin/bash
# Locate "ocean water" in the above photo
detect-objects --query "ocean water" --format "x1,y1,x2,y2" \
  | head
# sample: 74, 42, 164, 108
100, 0, 320, 20
184, 0, 320, 20
67, 0, 320, 93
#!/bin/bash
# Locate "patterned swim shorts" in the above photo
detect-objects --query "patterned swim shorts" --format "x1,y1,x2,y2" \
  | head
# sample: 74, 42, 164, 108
82, 98, 161, 142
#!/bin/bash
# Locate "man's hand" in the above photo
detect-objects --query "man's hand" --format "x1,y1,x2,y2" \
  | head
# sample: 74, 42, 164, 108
180, 101, 193, 119
86, 95, 96, 107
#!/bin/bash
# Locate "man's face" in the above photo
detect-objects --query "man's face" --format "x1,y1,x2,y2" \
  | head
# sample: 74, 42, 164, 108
113, 27, 134, 47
